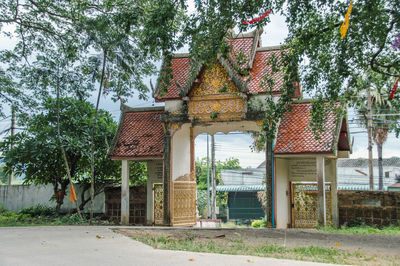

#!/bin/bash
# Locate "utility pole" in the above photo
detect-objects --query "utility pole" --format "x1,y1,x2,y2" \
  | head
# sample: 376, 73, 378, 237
367, 87, 374, 191
211, 134, 216, 219
206, 134, 210, 218
8, 106, 15, 185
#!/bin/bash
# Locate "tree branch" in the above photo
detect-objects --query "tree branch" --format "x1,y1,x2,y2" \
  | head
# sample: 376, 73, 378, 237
370, 19, 398, 77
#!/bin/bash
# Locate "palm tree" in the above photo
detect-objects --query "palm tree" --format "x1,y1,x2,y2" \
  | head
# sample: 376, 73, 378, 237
350, 72, 400, 190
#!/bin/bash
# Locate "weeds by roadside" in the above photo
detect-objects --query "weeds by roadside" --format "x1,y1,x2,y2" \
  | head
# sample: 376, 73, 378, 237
0, 204, 112, 226
125, 230, 394, 265
318, 225, 400, 235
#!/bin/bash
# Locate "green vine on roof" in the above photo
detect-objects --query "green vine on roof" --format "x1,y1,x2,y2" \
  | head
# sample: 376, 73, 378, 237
250, 46, 299, 151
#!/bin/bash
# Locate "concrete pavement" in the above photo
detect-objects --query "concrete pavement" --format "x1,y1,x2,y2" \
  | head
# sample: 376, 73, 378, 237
0, 226, 335, 266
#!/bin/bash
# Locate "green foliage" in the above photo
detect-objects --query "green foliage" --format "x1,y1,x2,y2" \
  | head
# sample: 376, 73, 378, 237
18, 205, 56, 217
195, 157, 241, 190
196, 190, 208, 218
318, 224, 400, 235
348, 71, 400, 137
0, 97, 145, 211
0, 164, 7, 184
56, 213, 87, 225
251, 219, 267, 228
128, 230, 375, 265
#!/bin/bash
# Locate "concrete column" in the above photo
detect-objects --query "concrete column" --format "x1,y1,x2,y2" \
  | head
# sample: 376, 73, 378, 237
330, 159, 339, 228
190, 127, 195, 174
163, 131, 171, 225
121, 160, 130, 225
316, 156, 326, 226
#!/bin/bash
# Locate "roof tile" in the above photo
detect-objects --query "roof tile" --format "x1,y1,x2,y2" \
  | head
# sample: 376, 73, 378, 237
111, 111, 164, 159
156, 57, 191, 101
247, 50, 284, 93
274, 103, 337, 154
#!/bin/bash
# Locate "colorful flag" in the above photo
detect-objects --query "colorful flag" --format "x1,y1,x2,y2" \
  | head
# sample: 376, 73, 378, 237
243, 10, 271, 25
69, 185, 77, 202
340, 1, 353, 39
390, 78, 399, 99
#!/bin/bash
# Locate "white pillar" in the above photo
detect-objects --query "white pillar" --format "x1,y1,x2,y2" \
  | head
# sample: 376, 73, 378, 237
121, 160, 130, 225
316, 156, 326, 226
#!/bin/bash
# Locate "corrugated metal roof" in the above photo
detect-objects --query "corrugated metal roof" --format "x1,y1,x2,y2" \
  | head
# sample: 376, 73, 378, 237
211, 185, 266, 192
338, 157, 400, 167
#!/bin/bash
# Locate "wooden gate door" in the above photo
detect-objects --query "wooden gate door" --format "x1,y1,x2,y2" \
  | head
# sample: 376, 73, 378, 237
153, 183, 164, 225
291, 182, 332, 228
171, 179, 197, 226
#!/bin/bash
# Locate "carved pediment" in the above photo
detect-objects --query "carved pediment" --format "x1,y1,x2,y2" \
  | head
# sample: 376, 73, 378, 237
188, 62, 246, 122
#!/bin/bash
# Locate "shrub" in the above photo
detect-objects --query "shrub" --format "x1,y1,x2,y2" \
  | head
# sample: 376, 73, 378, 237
57, 213, 85, 224
18, 205, 56, 217
251, 219, 266, 228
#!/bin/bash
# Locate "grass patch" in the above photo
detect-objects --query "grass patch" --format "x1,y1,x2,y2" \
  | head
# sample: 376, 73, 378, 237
318, 225, 400, 235
0, 204, 112, 226
126, 231, 383, 265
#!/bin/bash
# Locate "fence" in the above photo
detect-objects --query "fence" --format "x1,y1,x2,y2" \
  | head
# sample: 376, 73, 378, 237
338, 190, 400, 226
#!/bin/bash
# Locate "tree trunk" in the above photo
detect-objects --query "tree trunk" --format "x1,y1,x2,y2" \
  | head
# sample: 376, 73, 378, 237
377, 143, 384, 190
89, 49, 107, 222
55, 180, 69, 213
56, 74, 83, 219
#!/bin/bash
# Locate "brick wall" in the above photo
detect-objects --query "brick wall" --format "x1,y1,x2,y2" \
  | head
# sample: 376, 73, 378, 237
338, 191, 400, 226
104, 186, 146, 225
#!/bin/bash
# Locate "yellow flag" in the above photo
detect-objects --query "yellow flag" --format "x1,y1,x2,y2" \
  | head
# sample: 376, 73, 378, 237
340, 1, 353, 39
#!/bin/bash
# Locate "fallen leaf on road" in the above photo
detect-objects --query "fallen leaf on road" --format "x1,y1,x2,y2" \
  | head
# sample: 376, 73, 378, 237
96, 235, 104, 239
188, 258, 195, 261
334, 242, 341, 246
247, 259, 254, 263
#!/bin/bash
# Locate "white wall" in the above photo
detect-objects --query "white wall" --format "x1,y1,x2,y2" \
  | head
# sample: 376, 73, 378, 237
275, 158, 289, 228
0, 184, 105, 213
337, 164, 399, 189
146, 160, 163, 223
172, 123, 191, 181
193, 120, 260, 136
165, 100, 183, 113
274, 157, 339, 228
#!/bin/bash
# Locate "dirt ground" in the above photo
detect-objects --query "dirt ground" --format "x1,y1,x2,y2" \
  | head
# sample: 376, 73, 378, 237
117, 227, 400, 257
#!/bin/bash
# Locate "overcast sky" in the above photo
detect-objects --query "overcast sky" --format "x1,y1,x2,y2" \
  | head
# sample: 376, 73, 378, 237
1, 13, 399, 168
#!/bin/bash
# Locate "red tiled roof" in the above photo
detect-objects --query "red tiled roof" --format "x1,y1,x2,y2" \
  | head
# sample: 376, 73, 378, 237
247, 49, 284, 93
156, 57, 191, 102
110, 111, 165, 159
155, 31, 298, 101
228, 37, 254, 69
274, 103, 339, 154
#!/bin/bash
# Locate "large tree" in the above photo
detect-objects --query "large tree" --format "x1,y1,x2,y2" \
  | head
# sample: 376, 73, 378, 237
0, 97, 119, 212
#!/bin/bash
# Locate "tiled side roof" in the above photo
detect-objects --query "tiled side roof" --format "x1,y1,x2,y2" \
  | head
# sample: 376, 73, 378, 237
247, 49, 284, 93
274, 103, 338, 154
228, 37, 254, 69
110, 110, 165, 159
155, 57, 190, 102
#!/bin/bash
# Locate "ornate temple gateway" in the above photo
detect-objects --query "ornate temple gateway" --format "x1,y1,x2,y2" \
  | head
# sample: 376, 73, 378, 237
109, 28, 351, 228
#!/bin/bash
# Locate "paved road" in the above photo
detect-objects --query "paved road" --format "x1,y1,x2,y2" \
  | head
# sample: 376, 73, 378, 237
0, 226, 335, 266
